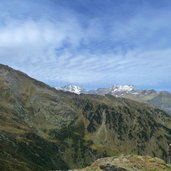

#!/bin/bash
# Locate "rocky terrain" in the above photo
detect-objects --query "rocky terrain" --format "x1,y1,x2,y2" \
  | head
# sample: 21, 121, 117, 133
1, 64, 171, 171
74, 155, 171, 171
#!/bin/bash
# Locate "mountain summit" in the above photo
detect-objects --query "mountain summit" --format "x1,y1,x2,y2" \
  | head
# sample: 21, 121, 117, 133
56, 85, 136, 96
56, 84, 152, 96
56, 85, 84, 94
90, 85, 136, 96
111, 85, 135, 92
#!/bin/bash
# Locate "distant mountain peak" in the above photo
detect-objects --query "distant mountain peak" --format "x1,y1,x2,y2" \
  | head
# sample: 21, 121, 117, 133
56, 85, 84, 94
111, 85, 135, 92
55, 84, 149, 96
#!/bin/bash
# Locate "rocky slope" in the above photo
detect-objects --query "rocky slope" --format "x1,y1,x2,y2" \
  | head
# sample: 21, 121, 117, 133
74, 155, 171, 171
1, 64, 171, 171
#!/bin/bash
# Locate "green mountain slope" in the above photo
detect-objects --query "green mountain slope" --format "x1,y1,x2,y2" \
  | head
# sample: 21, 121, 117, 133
0, 64, 171, 170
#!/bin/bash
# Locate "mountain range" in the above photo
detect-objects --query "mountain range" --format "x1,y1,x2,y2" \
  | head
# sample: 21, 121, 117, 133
56, 85, 171, 114
1, 64, 171, 171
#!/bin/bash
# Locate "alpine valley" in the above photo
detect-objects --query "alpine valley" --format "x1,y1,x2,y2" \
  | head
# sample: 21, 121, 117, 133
1, 64, 171, 171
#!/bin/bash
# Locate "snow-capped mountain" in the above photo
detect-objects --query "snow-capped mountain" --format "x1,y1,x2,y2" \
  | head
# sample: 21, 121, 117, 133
55, 84, 171, 114
56, 85, 84, 94
88, 85, 138, 96
108, 85, 136, 96
111, 85, 135, 92
55, 84, 155, 96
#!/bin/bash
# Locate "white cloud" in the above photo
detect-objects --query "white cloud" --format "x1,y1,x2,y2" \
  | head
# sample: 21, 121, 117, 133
0, 17, 95, 64
0, 0, 171, 90
0, 16, 171, 88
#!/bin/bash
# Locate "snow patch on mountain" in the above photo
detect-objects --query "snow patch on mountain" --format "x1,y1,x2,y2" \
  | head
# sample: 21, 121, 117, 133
55, 84, 157, 97
111, 85, 135, 93
56, 85, 84, 94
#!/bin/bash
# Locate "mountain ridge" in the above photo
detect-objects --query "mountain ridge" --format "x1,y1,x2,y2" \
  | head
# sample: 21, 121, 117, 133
55, 84, 159, 96
1, 64, 171, 170
56, 84, 171, 114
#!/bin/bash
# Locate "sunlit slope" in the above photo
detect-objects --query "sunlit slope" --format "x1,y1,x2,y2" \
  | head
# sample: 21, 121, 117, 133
0, 64, 171, 170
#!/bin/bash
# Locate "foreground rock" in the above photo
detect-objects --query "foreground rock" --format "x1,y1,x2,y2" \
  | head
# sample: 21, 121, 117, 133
74, 155, 171, 171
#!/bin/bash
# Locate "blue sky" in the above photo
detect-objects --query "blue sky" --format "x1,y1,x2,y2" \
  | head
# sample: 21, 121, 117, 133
0, 0, 171, 90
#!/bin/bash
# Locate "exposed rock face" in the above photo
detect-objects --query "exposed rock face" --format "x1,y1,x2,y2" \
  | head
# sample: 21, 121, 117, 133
99, 164, 128, 171
73, 155, 171, 171
0, 64, 171, 170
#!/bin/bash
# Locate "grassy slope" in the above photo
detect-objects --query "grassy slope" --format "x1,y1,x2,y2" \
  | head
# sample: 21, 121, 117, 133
0, 64, 171, 170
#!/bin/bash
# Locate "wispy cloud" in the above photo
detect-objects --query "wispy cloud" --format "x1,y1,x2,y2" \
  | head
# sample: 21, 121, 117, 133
0, 0, 171, 90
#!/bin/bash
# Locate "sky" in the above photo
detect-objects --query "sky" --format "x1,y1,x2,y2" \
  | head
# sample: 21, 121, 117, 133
0, 0, 171, 91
